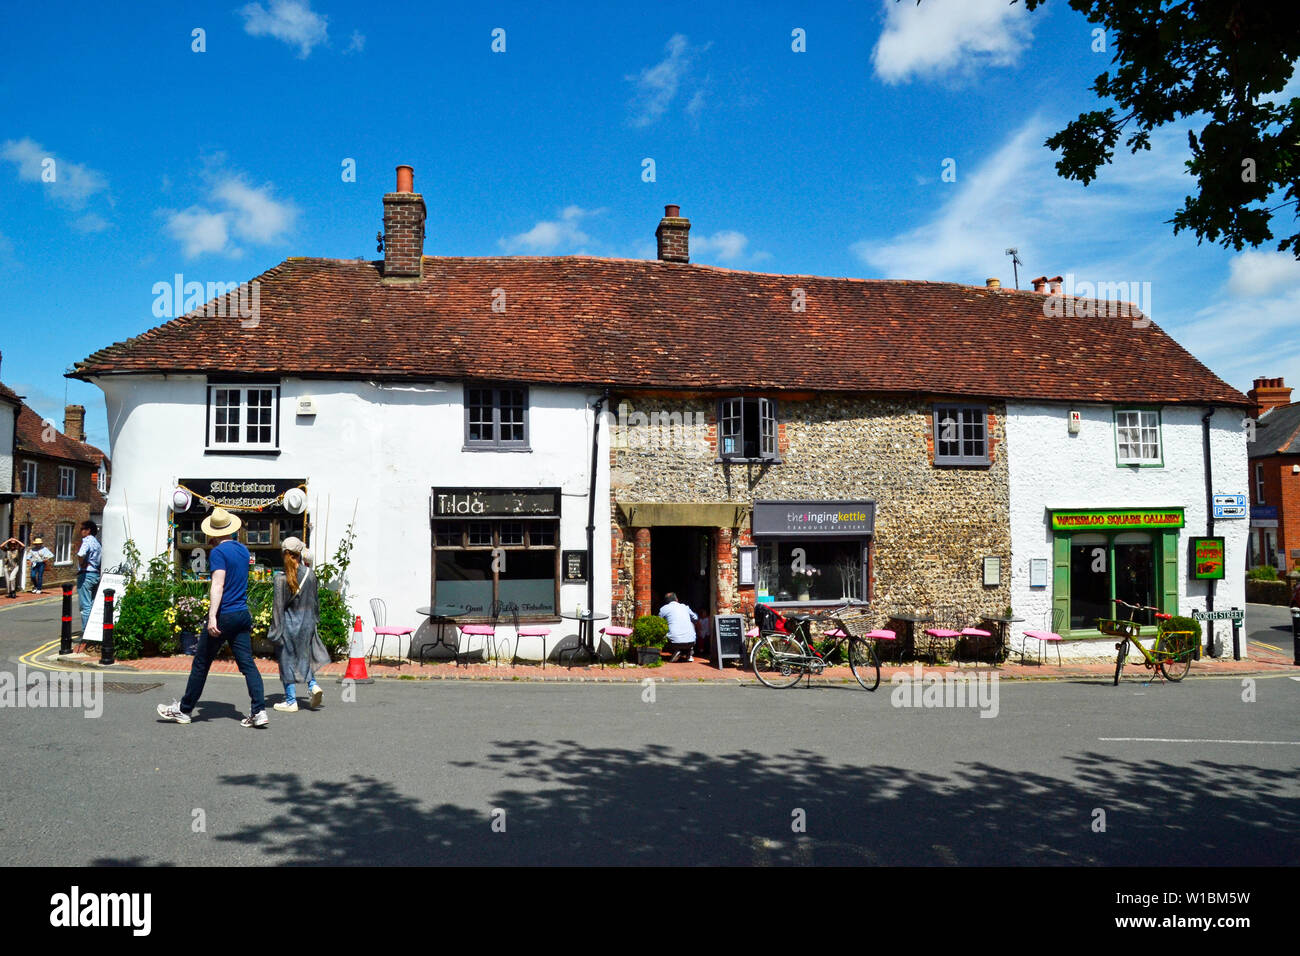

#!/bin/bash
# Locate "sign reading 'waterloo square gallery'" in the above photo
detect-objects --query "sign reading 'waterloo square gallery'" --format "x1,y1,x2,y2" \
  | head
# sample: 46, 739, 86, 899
1049, 509, 1185, 531
752, 500, 876, 536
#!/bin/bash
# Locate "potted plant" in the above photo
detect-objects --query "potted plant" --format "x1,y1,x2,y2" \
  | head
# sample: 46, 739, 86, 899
631, 614, 668, 666
791, 566, 820, 602
173, 594, 209, 655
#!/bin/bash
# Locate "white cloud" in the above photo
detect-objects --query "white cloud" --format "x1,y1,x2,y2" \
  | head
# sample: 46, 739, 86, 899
160, 167, 297, 258
692, 230, 771, 265
1226, 250, 1300, 297
500, 206, 602, 254
626, 34, 709, 127
0, 137, 110, 209
871, 0, 1034, 85
212, 177, 297, 244
345, 30, 365, 54
238, 0, 328, 57
164, 207, 234, 259
71, 213, 111, 234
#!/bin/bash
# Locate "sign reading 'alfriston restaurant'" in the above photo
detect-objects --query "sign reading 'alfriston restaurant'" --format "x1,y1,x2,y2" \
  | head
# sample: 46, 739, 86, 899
752, 500, 876, 536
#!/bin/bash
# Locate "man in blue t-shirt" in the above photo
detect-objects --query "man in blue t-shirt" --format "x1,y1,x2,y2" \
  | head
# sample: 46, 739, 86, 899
157, 507, 267, 727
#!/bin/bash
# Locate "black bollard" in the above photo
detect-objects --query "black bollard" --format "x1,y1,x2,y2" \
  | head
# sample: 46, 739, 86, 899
99, 588, 116, 666
59, 584, 73, 655
1231, 607, 1240, 661
1291, 606, 1299, 667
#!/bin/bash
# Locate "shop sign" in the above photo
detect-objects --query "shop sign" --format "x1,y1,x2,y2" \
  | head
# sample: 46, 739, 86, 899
752, 500, 875, 536
1188, 536, 1226, 580
431, 488, 560, 518
1050, 508, 1184, 531
1251, 505, 1278, 520
562, 550, 588, 583
178, 478, 306, 514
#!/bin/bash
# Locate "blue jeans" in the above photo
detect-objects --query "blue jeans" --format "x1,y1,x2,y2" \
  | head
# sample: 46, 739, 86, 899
77, 570, 100, 632
283, 674, 319, 705
31, 563, 45, 590
180, 609, 265, 716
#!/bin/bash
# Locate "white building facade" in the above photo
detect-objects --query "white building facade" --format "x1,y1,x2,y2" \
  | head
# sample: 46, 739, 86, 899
1006, 401, 1250, 659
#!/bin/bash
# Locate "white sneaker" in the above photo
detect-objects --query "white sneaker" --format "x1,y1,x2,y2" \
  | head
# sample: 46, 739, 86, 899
240, 710, 269, 728
309, 686, 323, 709
273, 701, 298, 712
157, 700, 191, 724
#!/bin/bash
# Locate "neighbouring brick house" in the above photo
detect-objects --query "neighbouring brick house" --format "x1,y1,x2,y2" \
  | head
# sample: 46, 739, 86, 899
1246, 377, 1300, 575
8, 398, 109, 589
70, 164, 1247, 662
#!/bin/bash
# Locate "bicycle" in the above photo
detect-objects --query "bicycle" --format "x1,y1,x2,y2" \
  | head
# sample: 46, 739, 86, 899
1100, 598, 1197, 685
749, 602, 887, 691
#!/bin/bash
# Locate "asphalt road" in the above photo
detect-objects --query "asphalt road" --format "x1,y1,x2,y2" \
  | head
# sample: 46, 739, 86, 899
1, 597, 1297, 866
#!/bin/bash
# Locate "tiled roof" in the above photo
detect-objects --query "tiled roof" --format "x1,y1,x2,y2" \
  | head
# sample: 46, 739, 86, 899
1248, 403, 1300, 456
0, 381, 22, 406
14, 403, 102, 465
71, 256, 1249, 406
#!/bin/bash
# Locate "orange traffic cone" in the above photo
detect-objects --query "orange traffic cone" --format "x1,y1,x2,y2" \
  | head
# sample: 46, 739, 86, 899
339, 614, 374, 683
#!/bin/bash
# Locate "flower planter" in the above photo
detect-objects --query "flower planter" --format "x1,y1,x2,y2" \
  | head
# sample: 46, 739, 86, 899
635, 645, 662, 666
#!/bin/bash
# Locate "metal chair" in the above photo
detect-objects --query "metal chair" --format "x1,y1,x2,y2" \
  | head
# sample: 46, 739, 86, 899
456, 600, 502, 666
1022, 607, 1065, 666
922, 606, 963, 662
368, 598, 413, 668
503, 602, 554, 667
600, 625, 633, 663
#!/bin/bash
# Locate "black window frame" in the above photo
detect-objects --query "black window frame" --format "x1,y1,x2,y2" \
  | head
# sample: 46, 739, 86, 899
932, 404, 990, 466
464, 385, 530, 451
717, 396, 780, 463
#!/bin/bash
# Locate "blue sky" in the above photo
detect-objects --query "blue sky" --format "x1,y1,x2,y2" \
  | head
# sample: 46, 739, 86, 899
3, 0, 1298, 451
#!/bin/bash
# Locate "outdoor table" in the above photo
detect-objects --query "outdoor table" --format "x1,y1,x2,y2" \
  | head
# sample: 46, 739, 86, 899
415, 605, 466, 663
557, 610, 609, 668
887, 612, 933, 662
978, 615, 1024, 664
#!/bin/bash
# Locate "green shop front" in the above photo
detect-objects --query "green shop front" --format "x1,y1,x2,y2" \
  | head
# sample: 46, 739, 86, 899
1048, 507, 1184, 633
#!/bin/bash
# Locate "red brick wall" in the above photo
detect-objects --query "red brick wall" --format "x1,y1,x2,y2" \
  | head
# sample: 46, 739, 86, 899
10, 453, 95, 586
1257, 454, 1300, 572
382, 193, 425, 277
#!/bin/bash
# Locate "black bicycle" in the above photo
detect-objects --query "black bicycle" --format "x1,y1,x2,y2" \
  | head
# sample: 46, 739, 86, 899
749, 602, 884, 691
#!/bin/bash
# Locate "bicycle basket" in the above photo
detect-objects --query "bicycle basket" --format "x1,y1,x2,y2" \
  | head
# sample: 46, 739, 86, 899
1097, 618, 1139, 638
831, 610, 875, 640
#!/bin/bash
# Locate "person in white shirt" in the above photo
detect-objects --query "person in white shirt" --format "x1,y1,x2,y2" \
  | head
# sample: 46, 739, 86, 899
658, 592, 699, 662
26, 537, 54, 593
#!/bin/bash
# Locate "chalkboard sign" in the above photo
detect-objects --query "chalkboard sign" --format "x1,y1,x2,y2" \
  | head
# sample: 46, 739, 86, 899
712, 614, 746, 670
562, 550, 588, 583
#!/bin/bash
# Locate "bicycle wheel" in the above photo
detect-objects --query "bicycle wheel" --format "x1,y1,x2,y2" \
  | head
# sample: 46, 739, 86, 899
848, 638, 881, 691
1160, 632, 1192, 682
750, 635, 806, 689
1113, 638, 1128, 685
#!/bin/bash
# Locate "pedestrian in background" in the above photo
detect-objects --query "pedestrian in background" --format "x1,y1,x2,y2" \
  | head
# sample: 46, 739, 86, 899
268, 536, 328, 712
1, 537, 24, 599
26, 536, 53, 594
75, 520, 101, 632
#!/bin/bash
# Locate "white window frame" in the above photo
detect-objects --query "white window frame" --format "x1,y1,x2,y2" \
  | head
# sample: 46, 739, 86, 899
96, 467, 108, 494
54, 523, 74, 565
57, 465, 76, 499
1115, 409, 1162, 466
206, 384, 280, 452
1255, 463, 1265, 503
20, 460, 37, 496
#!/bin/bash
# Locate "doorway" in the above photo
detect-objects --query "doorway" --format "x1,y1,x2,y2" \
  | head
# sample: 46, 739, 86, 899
650, 526, 713, 618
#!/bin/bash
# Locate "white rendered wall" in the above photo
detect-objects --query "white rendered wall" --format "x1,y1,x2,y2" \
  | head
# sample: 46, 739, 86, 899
0, 403, 13, 538
1006, 402, 1250, 659
93, 375, 611, 661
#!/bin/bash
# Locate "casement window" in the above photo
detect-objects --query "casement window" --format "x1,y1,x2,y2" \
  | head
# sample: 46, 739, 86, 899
1115, 409, 1162, 465
933, 404, 989, 466
58, 465, 76, 499
433, 519, 558, 616
464, 386, 529, 450
1255, 463, 1265, 503
207, 384, 280, 452
96, 468, 108, 494
20, 460, 37, 496
54, 523, 74, 565
719, 397, 778, 461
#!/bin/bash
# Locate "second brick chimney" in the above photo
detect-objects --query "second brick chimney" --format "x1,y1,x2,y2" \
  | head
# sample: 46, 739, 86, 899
64, 404, 86, 442
382, 164, 426, 279
656, 204, 690, 263
1247, 377, 1293, 419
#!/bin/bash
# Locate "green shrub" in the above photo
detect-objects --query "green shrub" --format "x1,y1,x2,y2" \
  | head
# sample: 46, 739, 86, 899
317, 588, 352, 659
632, 614, 669, 648
1246, 565, 1278, 581
1246, 579, 1292, 605
1158, 615, 1202, 644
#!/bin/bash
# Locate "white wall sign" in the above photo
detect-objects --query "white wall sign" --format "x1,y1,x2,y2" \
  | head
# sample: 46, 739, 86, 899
1029, 558, 1048, 588
82, 572, 128, 644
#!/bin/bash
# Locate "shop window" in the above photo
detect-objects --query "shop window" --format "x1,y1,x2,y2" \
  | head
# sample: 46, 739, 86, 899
719, 397, 778, 461
58, 466, 76, 499
20, 461, 36, 496
933, 405, 989, 466
1115, 409, 1162, 465
207, 384, 280, 451
54, 523, 74, 565
176, 519, 204, 549
433, 519, 559, 617
756, 540, 867, 604
1068, 532, 1157, 630
465, 386, 529, 449
244, 519, 273, 546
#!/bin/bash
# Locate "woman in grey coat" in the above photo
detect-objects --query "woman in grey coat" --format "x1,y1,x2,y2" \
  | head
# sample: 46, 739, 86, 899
268, 537, 330, 712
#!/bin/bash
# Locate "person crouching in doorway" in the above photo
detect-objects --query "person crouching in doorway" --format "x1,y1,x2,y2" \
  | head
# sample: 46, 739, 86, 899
659, 591, 699, 662
268, 536, 329, 712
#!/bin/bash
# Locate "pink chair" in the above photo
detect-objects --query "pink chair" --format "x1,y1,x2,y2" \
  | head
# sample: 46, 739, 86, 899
922, 606, 963, 662
1022, 608, 1064, 666
369, 598, 413, 668
600, 625, 634, 662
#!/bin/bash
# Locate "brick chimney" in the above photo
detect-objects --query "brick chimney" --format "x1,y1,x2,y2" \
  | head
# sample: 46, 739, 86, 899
1030, 275, 1049, 293
381, 164, 425, 279
1247, 377, 1293, 419
656, 204, 690, 263
64, 404, 86, 442
1048, 275, 1064, 294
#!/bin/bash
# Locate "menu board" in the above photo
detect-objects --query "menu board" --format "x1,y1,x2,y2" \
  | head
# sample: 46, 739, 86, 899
562, 550, 588, 583
712, 614, 746, 670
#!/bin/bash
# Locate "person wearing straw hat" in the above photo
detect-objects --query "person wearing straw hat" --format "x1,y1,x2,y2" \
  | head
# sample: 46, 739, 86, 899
157, 507, 268, 728
268, 536, 328, 712
26, 536, 53, 594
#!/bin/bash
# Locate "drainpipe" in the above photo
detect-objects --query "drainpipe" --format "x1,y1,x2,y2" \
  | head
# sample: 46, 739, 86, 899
587, 389, 611, 620
1202, 407, 1216, 657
